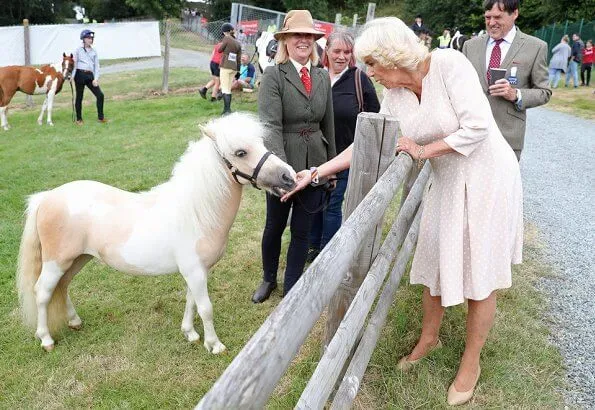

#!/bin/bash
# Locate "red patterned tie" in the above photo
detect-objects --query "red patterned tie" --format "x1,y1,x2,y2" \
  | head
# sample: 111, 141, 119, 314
300, 67, 311, 95
487, 38, 504, 84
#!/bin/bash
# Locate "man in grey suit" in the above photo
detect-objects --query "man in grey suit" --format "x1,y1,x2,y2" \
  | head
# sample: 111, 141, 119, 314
463, 0, 551, 160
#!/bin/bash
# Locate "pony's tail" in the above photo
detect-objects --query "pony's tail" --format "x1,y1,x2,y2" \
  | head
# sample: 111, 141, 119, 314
17, 192, 68, 335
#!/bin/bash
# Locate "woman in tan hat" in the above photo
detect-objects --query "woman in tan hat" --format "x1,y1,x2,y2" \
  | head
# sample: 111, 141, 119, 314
252, 10, 336, 303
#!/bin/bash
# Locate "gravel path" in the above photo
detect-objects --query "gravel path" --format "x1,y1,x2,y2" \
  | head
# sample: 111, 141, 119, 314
522, 107, 595, 408
102, 48, 211, 75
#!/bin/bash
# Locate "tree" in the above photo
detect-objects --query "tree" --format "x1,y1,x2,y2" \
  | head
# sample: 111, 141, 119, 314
1, 0, 63, 25
282, 0, 330, 21
125, 0, 183, 19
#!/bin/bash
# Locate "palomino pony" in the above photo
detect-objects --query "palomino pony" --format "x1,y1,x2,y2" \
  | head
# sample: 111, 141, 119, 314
17, 113, 296, 353
0, 53, 74, 130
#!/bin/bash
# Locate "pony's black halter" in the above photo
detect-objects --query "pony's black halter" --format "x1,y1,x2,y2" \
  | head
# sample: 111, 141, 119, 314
218, 148, 274, 190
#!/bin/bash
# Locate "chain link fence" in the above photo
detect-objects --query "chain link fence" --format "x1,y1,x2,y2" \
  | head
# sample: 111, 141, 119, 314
534, 19, 594, 59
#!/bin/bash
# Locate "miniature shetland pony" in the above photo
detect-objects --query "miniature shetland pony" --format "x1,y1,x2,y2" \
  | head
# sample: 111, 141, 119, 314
17, 113, 296, 353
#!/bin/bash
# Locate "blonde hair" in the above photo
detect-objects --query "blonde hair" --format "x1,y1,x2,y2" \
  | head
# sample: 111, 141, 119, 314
275, 34, 320, 66
355, 17, 429, 71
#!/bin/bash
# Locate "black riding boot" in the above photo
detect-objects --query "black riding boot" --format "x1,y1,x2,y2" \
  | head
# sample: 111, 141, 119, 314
222, 94, 232, 116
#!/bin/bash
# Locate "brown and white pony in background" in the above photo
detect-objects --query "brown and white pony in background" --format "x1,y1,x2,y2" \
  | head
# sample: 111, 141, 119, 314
0, 53, 74, 130
17, 113, 296, 353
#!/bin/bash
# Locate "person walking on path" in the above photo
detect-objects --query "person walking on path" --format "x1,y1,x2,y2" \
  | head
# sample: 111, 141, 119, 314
548, 35, 572, 88
565, 33, 584, 88
581, 39, 593, 86
73, 29, 107, 125
251, 10, 336, 303
462, 0, 551, 161
218, 23, 242, 115
307, 31, 380, 262
199, 41, 223, 102
283, 17, 523, 406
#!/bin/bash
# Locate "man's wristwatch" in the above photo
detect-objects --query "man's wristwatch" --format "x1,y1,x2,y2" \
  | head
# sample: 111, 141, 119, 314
309, 167, 319, 185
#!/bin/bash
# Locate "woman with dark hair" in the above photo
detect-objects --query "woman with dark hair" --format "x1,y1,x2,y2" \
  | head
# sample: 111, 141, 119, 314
307, 31, 380, 261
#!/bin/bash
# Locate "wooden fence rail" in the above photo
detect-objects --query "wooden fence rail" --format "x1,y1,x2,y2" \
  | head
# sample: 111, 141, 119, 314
196, 114, 427, 409
330, 164, 430, 410
298, 162, 430, 409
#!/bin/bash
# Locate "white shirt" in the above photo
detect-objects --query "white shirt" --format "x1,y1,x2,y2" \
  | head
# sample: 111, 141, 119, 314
485, 26, 517, 73
289, 58, 311, 77
327, 66, 349, 87
485, 26, 523, 110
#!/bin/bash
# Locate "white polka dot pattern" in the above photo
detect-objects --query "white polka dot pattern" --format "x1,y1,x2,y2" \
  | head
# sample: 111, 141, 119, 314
382, 49, 524, 307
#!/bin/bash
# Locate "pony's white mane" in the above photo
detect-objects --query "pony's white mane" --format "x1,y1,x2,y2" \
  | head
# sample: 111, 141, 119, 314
149, 113, 266, 235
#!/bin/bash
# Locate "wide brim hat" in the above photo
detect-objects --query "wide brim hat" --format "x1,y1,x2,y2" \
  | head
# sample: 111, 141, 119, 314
274, 10, 325, 40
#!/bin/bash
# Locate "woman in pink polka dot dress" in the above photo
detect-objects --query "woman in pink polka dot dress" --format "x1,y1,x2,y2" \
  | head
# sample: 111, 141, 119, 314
282, 16, 523, 406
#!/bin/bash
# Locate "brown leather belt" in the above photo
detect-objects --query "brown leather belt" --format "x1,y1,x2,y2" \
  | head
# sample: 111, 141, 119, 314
77, 69, 93, 74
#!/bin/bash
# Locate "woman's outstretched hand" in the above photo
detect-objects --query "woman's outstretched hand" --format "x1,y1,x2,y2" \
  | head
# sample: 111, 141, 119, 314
281, 170, 312, 202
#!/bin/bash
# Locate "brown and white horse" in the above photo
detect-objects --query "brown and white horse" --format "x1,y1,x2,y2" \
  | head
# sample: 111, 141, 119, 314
17, 113, 296, 353
0, 53, 74, 130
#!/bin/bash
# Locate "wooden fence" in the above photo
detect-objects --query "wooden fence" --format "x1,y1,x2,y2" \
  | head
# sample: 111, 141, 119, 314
196, 113, 430, 409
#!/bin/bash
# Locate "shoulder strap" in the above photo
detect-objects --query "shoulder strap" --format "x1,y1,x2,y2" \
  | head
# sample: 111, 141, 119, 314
355, 68, 364, 112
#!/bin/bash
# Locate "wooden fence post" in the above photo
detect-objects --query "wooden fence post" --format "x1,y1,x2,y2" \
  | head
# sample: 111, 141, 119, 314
23, 19, 34, 107
330, 173, 427, 409
162, 19, 171, 93
324, 113, 399, 348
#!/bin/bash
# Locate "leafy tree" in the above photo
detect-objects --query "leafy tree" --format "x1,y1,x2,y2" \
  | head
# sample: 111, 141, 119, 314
282, 0, 330, 21
1, 0, 64, 25
125, 0, 183, 19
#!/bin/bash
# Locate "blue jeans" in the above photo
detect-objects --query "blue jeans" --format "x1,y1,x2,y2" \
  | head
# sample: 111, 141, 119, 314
309, 169, 349, 251
548, 68, 562, 88
566, 60, 579, 87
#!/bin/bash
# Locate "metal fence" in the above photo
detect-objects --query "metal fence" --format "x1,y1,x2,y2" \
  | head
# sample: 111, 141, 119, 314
534, 19, 594, 58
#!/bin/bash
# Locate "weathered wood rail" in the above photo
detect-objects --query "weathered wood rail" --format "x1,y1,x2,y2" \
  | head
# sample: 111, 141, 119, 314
196, 113, 429, 409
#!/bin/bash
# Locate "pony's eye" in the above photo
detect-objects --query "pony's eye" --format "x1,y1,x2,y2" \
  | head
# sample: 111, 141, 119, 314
235, 150, 247, 158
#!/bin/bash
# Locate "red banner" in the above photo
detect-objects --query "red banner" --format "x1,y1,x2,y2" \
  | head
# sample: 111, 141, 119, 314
239, 20, 259, 35
314, 22, 334, 38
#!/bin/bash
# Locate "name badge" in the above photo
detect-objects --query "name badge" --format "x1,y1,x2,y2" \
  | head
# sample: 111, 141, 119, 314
228, 52, 237, 62
508, 66, 518, 85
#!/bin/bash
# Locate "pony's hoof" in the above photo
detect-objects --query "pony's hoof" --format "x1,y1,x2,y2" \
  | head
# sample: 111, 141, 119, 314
2, 126, 9, 131
48, 122, 54, 126
69, 323, 82, 330
184, 330, 200, 343
37, 120, 43, 126
42, 343, 55, 352
205, 340, 226, 354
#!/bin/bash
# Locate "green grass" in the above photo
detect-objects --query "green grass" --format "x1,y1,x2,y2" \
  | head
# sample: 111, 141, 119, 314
0, 68, 565, 408
548, 74, 595, 120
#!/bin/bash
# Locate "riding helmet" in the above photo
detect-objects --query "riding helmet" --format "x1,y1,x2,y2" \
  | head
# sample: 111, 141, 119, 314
221, 23, 235, 33
80, 29, 95, 40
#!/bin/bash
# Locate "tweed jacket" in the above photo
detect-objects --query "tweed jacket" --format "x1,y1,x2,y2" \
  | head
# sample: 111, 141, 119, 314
258, 61, 336, 171
462, 28, 551, 152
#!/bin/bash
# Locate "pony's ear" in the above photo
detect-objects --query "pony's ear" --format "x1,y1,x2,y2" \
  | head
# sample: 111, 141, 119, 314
200, 124, 216, 140
63, 52, 67, 57
70, 53, 74, 58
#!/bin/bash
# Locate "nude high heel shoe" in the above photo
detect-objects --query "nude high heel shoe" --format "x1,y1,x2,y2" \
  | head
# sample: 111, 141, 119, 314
447, 366, 481, 406
397, 339, 442, 371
